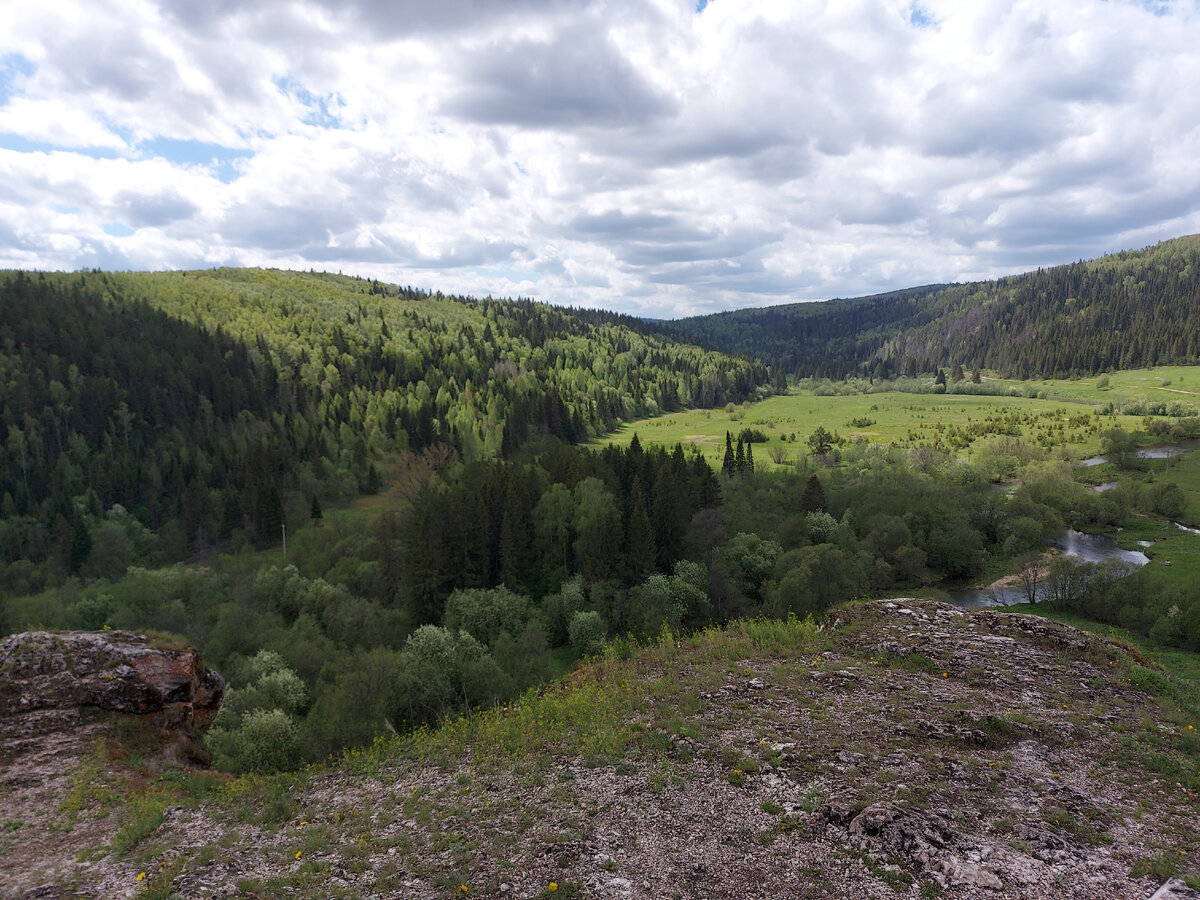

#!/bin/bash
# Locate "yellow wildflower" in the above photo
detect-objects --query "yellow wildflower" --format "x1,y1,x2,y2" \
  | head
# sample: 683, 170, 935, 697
136, 872, 146, 881
295, 850, 302, 859
549, 884, 558, 892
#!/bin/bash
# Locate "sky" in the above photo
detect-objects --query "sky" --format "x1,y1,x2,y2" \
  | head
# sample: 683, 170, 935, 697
1, 0, 1199, 319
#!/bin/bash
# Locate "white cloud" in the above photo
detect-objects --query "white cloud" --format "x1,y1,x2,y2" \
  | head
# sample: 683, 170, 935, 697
1, 0, 1199, 316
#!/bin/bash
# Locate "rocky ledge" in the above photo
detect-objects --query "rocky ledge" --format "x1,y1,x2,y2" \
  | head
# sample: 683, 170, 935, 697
0, 630, 223, 896
3, 604, 1199, 899
0, 629, 224, 764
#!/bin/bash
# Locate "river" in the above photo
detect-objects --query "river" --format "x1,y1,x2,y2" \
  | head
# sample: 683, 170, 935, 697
944, 529, 1150, 610
1078, 441, 1199, 467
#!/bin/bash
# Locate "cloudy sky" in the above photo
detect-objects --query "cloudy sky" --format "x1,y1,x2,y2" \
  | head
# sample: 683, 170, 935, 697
2, 0, 1199, 318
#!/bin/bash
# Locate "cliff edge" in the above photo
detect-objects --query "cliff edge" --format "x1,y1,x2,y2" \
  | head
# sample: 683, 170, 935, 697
2, 603, 1198, 899
0, 630, 223, 896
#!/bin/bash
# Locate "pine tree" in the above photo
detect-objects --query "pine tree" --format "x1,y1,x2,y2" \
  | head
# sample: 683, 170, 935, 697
624, 477, 657, 581
745, 441, 755, 473
364, 463, 381, 495
735, 438, 746, 473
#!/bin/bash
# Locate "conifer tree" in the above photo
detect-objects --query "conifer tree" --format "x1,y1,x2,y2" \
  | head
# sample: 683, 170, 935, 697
800, 474, 826, 513
722, 431, 735, 476
624, 477, 657, 582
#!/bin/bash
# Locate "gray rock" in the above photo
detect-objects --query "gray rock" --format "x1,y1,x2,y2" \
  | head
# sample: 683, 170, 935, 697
1150, 879, 1200, 900
0, 630, 224, 764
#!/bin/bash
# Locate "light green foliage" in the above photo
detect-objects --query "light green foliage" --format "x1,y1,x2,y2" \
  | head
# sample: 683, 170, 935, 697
573, 478, 622, 581
214, 708, 303, 775
444, 586, 531, 646
804, 511, 839, 544
209, 651, 307, 774
626, 562, 712, 638
603, 388, 1156, 471
540, 576, 587, 647
768, 544, 863, 619
396, 626, 510, 726
568, 610, 606, 656
1100, 427, 1139, 470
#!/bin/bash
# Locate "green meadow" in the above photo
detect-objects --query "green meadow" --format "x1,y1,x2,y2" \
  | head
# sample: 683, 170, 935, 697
1112, 446, 1200, 583
597, 386, 1157, 471
990, 365, 1200, 406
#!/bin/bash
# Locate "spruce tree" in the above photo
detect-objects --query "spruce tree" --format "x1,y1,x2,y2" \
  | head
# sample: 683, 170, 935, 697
722, 431, 735, 476
800, 474, 826, 513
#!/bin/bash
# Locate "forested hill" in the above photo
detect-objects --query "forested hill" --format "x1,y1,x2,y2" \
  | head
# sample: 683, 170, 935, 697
666, 234, 1200, 379
0, 268, 766, 591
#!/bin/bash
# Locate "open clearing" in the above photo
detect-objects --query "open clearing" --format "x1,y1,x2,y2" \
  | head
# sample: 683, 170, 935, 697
596, 387, 1158, 471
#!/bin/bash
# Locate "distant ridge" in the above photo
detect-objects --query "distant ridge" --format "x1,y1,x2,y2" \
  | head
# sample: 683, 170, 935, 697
666, 235, 1200, 379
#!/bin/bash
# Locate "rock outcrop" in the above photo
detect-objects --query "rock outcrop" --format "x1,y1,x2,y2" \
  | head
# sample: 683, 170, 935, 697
0, 631, 224, 898
4, 605, 1199, 899
0, 630, 224, 765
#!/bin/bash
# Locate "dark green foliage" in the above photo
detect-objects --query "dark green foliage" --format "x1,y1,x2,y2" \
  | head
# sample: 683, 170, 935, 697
0, 268, 765, 592
807, 426, 834, 456
1100, 427, 1139, 470
5, 263, 1199, 773
800, 474, 827, 513
666, 235, 1200, 378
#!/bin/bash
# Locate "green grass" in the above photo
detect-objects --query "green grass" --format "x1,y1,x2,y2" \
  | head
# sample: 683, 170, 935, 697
1159, 442, 1200, 527
1114, 517, 1200, 582
595, 388, 1153, 470
989, 365, 1200, 407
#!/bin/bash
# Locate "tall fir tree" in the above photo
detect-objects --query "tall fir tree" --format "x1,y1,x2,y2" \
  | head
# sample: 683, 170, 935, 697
722, 431, 735, 476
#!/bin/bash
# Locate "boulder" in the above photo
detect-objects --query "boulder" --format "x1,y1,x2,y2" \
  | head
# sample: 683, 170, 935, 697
0, 630, 224, 764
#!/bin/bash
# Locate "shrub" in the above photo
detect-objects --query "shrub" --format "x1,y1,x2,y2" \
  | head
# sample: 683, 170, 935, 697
210, 708, 302, 774
738, 428, 769, 444
568, 610, 606, 656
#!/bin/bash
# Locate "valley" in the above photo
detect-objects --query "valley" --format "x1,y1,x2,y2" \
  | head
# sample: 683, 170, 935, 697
2, 241, 1200, 896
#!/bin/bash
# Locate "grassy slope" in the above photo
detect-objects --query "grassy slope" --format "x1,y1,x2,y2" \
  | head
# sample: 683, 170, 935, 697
20, 604, 1200, 898
990, 365, 1200, 406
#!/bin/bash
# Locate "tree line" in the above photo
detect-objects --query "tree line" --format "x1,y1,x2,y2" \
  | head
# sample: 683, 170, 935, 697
3, 432, 1164, 772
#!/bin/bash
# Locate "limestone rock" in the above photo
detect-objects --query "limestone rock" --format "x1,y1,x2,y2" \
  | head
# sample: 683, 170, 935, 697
0, 629, 224, 763
1150, 879, 1200, 900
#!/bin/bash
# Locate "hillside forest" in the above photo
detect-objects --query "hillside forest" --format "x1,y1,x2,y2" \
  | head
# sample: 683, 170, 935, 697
669, 234, 1200, 380
2, 245, 1200, 775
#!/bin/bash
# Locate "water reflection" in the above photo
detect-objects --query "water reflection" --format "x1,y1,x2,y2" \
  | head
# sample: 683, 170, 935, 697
1078, 442, 1197, 468
945, 529, 1148, 610
1050, 529, 1149, 566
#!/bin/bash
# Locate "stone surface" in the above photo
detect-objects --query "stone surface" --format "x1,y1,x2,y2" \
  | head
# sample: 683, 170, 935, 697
0, 630, 224, 897
3, 604, 1199, 899
0, 630, 223, 762
1151, 879, 1200, 900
